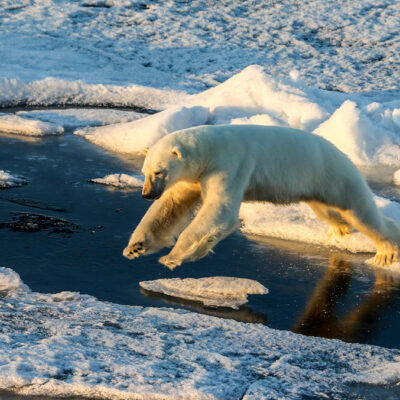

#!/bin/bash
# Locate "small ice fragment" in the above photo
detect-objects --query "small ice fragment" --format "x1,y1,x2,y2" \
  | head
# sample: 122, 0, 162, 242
139, 276, 268, 309
0, 170, 27, 188
90, 173, 143, 188
0, 114, 64, 136
0, 267, 30, 294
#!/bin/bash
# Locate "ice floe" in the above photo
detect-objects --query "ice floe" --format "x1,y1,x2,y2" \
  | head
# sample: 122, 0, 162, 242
90, 173, 143, 189
16, 108, 145, 131
1, 266, 400, 399
0, 114, 63, 136
0, 170, 27, 189
139, 277, 268, 309
0, 77, 188, 110
76, 106, 209, 153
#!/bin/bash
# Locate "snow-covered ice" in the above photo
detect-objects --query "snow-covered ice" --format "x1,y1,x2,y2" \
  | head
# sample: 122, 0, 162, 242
17, 108, 145, 131
0, 170, 27, 189
0, 0, 399, 94
0, 114, 63, 136
76, 106, 209, 153
139, 277, 268, 309
90, 173, 144, 189
1, 266, 400, 399
74, 66, 400, 169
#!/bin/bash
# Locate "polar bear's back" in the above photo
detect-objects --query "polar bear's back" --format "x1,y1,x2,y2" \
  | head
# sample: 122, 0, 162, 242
170, 124, 366, 205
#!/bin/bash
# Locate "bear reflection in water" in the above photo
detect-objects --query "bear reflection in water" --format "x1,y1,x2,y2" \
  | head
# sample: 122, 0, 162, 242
294, 255, 400, 343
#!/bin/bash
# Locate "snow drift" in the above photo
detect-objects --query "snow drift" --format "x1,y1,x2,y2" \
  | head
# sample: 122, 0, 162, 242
75, 106, 210, 153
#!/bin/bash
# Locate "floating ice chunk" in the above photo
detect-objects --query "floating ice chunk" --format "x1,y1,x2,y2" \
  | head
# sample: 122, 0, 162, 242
90, 173, 143, 188
0, 114, 63, 136
0, 170, 27, 189
0, 267, 30, 295
239, 195, 400, 255
76, 106, 209, 154
140, 276, 268, 309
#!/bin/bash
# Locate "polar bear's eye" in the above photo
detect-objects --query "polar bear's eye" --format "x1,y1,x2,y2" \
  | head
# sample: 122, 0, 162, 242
154, 171, 163, 177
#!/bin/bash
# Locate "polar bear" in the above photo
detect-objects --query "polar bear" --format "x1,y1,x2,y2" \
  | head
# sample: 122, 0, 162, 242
123, 125, 400, 269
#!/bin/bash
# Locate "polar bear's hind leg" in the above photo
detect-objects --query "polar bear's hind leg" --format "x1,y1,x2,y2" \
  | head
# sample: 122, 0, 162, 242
307, 201, 352, 238
336, 205, 400, 267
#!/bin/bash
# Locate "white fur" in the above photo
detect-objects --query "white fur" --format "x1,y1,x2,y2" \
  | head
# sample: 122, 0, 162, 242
124, 125, 400, 268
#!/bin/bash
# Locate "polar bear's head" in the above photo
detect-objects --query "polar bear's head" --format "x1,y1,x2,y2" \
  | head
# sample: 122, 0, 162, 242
141, 137, 188, 200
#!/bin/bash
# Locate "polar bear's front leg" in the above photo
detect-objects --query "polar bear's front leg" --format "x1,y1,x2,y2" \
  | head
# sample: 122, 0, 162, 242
123, 182, 200, 260
159, 175, 244, 269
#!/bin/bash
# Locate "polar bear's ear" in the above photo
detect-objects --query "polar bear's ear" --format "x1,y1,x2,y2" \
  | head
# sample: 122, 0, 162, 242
171, 146, 184, 159
141, 147, 149, 156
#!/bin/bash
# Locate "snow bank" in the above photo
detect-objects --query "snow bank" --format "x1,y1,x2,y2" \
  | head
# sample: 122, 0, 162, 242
139, 277, 268, 309
239, 195, 400, 256
188, 65, 328, 131
0, 170, 27, 189
76, 106, 209, 153
188, 66, 400, 167
90, 173, 143, 189
0, 114, 63, 136
1, 267, 400, 399
75, 66, 400, 167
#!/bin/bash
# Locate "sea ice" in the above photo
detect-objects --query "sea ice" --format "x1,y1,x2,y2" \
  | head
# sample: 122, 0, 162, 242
0, 114, 63, 136
90, 173, 144, 189
16, 108, 145, 131
0, 170, 27, 189
0, 266, 399, 399
75, 106, 209, 153
139, 277, 268, 309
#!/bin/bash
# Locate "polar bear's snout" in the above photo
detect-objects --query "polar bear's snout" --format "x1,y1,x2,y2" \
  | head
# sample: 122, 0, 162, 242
142, 174, 166, 200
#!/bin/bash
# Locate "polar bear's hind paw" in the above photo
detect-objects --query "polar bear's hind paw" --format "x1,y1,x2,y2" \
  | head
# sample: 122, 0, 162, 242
159, 255, 182, 270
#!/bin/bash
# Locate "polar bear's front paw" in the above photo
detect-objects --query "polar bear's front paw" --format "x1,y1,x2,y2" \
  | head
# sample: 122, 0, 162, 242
123, 241, 147, 260
159, 255, 182, 270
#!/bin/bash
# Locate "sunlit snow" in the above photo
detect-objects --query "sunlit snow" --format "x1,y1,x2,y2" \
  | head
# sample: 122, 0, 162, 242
90, 173, 144, 189
0, 114, 63, 136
